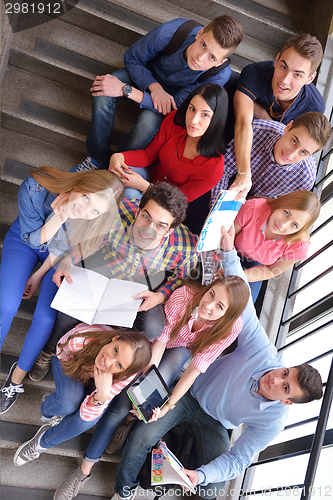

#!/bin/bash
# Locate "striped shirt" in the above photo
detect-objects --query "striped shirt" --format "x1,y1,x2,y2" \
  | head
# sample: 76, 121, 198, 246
56, 323, 136, 421
157, 285, 243, 373
69, 199, 198, 300
211, 119, 317, 206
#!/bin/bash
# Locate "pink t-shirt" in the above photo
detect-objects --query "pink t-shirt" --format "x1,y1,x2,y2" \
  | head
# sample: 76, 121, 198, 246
157, 285, 243, 373
235, 198, 310, 265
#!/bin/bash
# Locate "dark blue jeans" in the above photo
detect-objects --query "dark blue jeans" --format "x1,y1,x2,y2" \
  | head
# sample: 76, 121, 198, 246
115, 391, 230, 499
239, 254, 263, 303
83, 346, 191, 463
86, 68, 165, 164
40, 357, 108, 448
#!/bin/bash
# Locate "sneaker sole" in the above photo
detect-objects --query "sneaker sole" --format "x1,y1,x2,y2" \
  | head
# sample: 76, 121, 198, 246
28, 371, 48, 382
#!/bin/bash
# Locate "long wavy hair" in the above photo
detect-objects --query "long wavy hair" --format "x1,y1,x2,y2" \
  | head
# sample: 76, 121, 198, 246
58, 328, 152, 384
170, 276, 249, 357
30, 166, 124, 258
265, 190, 321, 244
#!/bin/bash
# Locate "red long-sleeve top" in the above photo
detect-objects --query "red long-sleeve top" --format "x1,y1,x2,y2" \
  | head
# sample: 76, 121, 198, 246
122, 111, 224, 202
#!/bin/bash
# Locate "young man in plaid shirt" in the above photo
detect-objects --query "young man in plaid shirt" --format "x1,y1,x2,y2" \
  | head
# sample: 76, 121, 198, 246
29, 183, 198, 382
211, 111, 331, 206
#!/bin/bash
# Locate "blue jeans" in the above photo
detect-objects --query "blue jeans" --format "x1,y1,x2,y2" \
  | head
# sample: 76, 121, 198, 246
40, 357, 107, 448
123, 166, 151, 200
115, 391, 230, 499
0, 218, 58, 371
239, 254, 263, 303
86, 68, 165, 164
84, 346, 191, 462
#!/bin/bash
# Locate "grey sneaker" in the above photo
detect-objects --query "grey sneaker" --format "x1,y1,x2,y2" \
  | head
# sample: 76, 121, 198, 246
0, 362, 24, 414
53, 466, 90, 500
105, 417, 136, 454
29, 350, 52, 381
14, 424, 51, 466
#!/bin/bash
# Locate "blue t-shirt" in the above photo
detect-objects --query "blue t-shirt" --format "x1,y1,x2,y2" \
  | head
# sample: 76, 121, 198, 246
237, 60, 325, 124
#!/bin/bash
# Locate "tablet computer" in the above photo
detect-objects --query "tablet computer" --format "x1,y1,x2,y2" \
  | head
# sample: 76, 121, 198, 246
127, 365, 171, 424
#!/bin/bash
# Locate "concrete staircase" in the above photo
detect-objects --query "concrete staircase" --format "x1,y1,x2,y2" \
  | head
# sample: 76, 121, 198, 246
0, 0, 316, 498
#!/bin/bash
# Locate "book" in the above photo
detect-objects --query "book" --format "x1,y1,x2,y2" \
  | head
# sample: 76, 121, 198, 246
151, 440, 196, 493
197, 190, 243, 253
196, 190, 244, 285
50, 265, 148, 327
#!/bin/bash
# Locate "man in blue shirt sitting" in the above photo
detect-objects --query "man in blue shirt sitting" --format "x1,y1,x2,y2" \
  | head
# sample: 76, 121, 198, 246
77, 16, 243, 170
229, 34, 325, 199
107, 227, 323, 500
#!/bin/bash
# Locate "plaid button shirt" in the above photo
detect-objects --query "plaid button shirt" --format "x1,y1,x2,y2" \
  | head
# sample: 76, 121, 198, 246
211, 119, 317, 206
70, 199, 198, 300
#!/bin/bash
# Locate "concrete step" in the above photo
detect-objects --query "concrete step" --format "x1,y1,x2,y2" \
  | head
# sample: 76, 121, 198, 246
1, 66, 140, 155
8, 16, 127, 93
0, 129, 86, 183
165, 0, 296, 48
1, 447, 118, 497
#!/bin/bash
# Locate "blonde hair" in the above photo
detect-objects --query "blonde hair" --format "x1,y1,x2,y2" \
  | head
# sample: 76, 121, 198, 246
58, 328, 152, 384
170, 277, 249, 357
30, 166, 124, 258
265, 190, 321, 243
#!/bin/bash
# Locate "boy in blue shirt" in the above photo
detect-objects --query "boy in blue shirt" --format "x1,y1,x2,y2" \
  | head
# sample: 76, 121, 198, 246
78, 16, 243, 170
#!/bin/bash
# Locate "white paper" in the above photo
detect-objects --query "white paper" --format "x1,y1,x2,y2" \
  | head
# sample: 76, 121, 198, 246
196, 190, 244, 252
94, 280, 148, 327
51, 266, 148, 327
51, 266, 109, 324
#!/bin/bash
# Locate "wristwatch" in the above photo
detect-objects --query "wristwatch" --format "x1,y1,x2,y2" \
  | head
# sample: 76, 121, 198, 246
92, 393, 105, 406
166, 401, 176, 411
122, 84, 132, 98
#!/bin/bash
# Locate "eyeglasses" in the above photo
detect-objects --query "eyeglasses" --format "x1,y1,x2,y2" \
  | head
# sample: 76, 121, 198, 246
137, 210, 170, 236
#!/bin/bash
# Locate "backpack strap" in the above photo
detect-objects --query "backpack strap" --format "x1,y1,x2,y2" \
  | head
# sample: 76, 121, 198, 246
149, 19, 231, 83
161, 19, 203, 56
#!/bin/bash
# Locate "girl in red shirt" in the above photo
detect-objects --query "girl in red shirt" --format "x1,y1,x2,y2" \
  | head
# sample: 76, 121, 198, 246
109, 83, 228, 232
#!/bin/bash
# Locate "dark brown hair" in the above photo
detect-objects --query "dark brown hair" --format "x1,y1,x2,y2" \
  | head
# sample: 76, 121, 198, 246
58, 328, 152, 384
204, 15, 244, 56
279, 34, 323, 74
289, 364, 323, 403
169, 276, 249, 357
139, 182, 188, 228
290, 112, 332, 152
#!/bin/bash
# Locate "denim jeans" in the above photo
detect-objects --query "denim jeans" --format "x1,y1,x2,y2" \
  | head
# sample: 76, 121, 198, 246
123, 166, 151, 200
83, 346, 191, 462
40, 357, 106, 449
115, 391, 230, 499
86, 68, 165, 165
239, 254, 263, 303
0, 218, 58, 371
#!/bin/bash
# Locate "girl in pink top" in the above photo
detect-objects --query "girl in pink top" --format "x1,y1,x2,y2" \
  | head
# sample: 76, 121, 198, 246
234, 190, 321, 302
14, 324, 151, 465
